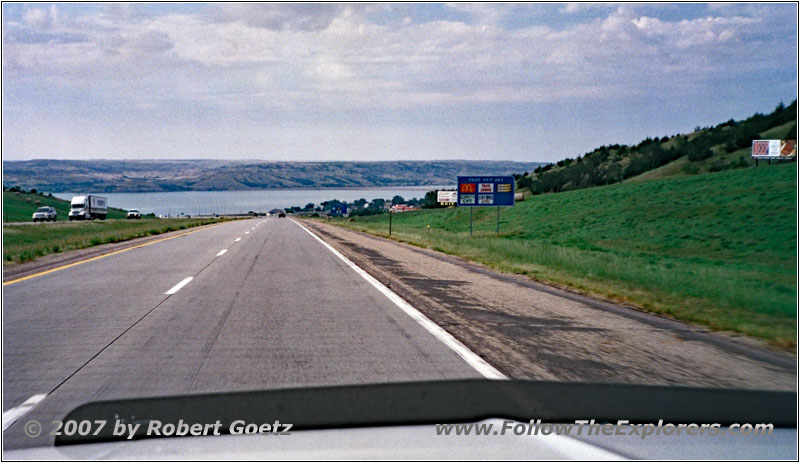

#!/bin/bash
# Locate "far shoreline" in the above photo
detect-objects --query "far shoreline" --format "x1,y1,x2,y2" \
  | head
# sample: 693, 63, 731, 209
52, 185, 456, 196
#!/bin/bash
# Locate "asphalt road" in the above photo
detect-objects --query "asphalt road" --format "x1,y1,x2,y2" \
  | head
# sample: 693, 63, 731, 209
2, 218, 482, 448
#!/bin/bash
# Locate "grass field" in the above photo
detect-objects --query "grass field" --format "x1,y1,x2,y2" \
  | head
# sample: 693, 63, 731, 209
3, 190, 127, 222
3, 218, 226, 264
324, 163, 797, 347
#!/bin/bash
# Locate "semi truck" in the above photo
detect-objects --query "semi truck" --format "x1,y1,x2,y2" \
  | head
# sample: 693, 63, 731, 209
69, 195, 108, 220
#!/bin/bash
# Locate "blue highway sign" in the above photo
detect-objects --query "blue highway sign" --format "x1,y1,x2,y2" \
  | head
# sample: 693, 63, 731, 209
330, 203, 348, 216
457, 176, 515, 207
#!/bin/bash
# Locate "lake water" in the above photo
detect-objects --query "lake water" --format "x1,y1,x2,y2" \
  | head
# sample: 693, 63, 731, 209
53, 186, 453, 216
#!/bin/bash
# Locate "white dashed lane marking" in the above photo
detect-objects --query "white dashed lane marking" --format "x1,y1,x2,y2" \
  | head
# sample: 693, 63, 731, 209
165, 277, 193, 295
2, 394, 47, 431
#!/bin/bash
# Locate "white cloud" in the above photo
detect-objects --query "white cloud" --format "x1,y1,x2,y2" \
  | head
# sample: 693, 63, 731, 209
23, 5, 57, 30
3, 4, 791, 102
1, 3, 796, 161
561, 3, 615, 15
129, 30, 173, 53
208, 3, 346, 31
444, 3, 511, 25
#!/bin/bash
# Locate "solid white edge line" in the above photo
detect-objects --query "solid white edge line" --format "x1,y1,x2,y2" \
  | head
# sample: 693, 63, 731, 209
3, 394, 47, 431
165, 276, 193, 295
292, 220, 507, 380
546, 434, 623, 460
216, 249, 228, 257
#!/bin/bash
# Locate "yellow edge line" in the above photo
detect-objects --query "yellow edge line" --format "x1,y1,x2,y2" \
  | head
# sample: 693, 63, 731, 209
3, 222, 228, 286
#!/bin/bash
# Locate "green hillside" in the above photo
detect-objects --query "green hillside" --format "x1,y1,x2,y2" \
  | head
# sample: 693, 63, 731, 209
326, 163, 797, 347
2, 189, 127, 222
517, 101, 796, 194
627, 119, 797, 183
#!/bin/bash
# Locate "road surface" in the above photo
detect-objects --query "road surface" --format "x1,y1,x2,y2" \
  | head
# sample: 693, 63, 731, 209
2, 218, 482, 448
3, 216, 795, 449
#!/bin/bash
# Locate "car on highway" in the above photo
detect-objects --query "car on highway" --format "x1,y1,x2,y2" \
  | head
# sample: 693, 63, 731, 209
278, 211, 286, 218
32, 206, 57, 222
127, 209, 142, 219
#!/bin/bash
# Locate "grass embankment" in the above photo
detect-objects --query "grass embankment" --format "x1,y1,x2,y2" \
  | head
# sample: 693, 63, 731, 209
2, 190, 127, 222
324, 164, 797, 347
3, 218, 226, 264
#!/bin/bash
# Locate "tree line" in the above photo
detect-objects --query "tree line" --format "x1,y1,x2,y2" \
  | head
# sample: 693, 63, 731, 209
517, 100, 797, 195
284, 194, 438, 216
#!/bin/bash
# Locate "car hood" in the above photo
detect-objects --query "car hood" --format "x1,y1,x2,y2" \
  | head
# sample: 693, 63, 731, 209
2, 379, 794, 458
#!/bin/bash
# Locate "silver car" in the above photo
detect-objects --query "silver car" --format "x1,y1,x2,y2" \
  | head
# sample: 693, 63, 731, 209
32, 206, 57, 222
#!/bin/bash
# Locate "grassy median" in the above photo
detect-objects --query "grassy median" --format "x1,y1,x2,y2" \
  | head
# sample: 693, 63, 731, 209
322, 164, 797, 347
3, 218, 226, 264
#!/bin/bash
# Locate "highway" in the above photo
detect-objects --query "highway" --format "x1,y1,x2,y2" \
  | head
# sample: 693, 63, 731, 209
3, 215, 795, 450
2, 218, 485, 448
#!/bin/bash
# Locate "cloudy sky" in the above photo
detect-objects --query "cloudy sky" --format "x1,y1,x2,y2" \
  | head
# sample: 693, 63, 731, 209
2, 2, 797, 162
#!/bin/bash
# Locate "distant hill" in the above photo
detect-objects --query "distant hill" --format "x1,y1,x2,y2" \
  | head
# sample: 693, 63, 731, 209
516, 100, 797, 195
2, 160, 544, 193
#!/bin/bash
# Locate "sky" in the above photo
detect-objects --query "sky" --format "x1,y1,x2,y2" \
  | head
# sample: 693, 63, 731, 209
2, 2, 797, 163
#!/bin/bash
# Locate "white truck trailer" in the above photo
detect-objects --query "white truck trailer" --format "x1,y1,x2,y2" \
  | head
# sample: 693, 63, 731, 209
69, 195, 108, 220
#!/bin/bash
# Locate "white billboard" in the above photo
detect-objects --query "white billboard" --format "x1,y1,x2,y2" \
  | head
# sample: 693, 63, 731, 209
437, 191, 458, 203
752, 140, 796, 159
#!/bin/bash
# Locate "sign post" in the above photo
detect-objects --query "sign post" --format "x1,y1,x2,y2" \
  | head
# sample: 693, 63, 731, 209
469, 207, 473, 236
457, 176, 515, 236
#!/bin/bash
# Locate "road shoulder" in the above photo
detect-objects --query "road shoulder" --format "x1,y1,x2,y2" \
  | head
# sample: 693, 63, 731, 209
300, 219, 795, 390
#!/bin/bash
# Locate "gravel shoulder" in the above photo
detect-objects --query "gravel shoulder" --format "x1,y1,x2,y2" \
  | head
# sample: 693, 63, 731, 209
301, 219, 796, 391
